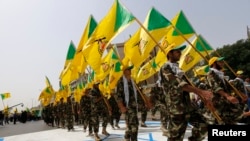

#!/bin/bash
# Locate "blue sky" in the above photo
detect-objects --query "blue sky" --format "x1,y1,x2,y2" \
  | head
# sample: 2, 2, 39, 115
0, 0, 249, 111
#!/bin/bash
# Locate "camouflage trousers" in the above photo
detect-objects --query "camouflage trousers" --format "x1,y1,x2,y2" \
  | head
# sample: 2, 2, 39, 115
159, 106, 169, 128
66, 114, 74, 130
54, 115, 60, 127
168, 111, 208, 141
91, 110, 110, 133
110, 112, 121, 126
124, 108, 139, 141
140, 108, 148, 123
151, 102, 164, 116
60, 114, 65, 128
82, 111, 92, 132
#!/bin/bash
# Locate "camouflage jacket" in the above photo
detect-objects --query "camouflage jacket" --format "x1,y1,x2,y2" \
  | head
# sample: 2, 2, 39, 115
206, 68, 232, 99
65, 101, 74, 115
150, 86, 166, 108
108, 94, 121, 115
90, 87, 106, 112
116, 76, 143, 109
159, 62, 194, 115
233, 77, 248, 98
80, 95, 91, 113
58, 102, 66, 115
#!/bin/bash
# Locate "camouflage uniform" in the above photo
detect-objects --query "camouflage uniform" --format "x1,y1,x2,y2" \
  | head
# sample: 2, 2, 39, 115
42, 106, 48, 124
53, 102, 60, 128
58, 98, 66, 128
65, 97, 74, 131
138, 87, 148, 127
90, 84, 110, 139
150, 84, 169, 134
116, 76, 144, 141
195, 79, 215, 124
108, 93, 121, 129
206, 68, 244, 124
48, 103, 55, 127
160, 62, 208, 141
43, 104, 54, 126
233, 77, 249, 106
150, 104, 159, 119
80, 90, 92, 134
71, 98, 79, 125
232, 76, 249, 123
140, 104, 148, 127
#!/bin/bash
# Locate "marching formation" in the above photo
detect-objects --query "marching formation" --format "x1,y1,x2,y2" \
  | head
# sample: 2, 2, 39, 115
41, 44, 250, 140
38, 0, 250, 141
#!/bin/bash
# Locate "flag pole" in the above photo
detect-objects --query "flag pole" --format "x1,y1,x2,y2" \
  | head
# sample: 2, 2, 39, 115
1, 97, 5, 108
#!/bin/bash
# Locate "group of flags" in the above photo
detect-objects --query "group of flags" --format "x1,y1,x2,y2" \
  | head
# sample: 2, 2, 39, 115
38, 0, 216, 106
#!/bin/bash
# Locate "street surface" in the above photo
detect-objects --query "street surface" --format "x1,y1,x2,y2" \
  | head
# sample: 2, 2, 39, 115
0, 118, 208, 141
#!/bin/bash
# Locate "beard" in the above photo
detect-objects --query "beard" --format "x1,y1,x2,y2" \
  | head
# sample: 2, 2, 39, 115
215, 62, 223, 70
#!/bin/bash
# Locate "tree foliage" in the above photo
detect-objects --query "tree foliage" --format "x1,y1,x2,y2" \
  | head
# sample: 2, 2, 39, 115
214, 39, 250, 78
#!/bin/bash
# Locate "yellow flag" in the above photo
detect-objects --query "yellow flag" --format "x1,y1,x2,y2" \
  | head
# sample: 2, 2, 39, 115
179, 35, 214, 72
82, 0, 135, 74
53, 91, 61, 104
45, 76, 55, 94
59, 41, 76, 84
135, 59, 158, 83
73, 89, 81, 103
72, 52, 88, 75
38, 86, 54, 106
72, 15, 98, 74
165, 10, 195, 46
108, 45, 124, 90
96, 49, 113, 81
123, 7, 171, 68
154, 40, 175, 69
58, 88, 68, 103
0, 93, 11, 100
60, 15, 97, 85
45, 76, 51, 87
60, 62, 74, 86
138, 40, 177, 82
193, 65, 210, 76
77, 15, 97, 52
109, 61, 123, 90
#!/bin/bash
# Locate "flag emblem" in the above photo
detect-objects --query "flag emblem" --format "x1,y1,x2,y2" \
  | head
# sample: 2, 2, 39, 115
142, 68, 150, 75
95, 37, 107, 56
101, 62, 110, 72
133, 39, 148, 55
184, 53, 194, 64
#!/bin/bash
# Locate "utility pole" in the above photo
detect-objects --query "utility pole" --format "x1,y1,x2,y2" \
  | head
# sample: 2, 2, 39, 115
247, 26, 250, 40
32, 98, 33, 109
